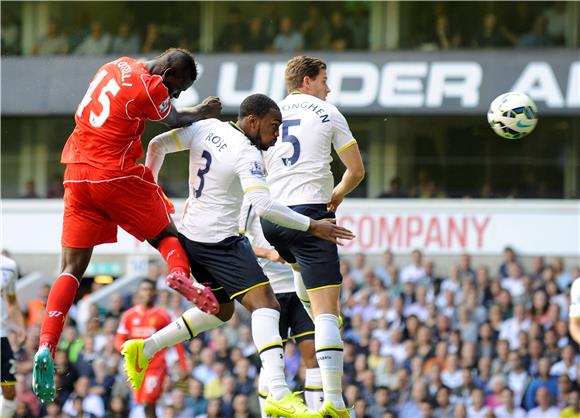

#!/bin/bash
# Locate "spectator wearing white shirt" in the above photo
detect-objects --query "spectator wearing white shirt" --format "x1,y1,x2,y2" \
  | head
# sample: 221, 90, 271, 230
494, 388, 526, 418
491, 339, 511, 376
499, 303, 531, 350
456, 306, 479, 344
506, 352, 530, 406
502, 263, 526, 300
74, 20, 111, 55
404, 285, 430, 322
526, 387, 560, 418
374, 249, 395, 286
272, 16, 303, 52
62, 376, 105, 417
550, 345, 578, 381
552, 256, 572, 291
458, 253, 475, 281
467, 388, 490, 418
350, 252, 366, 285
441, 353, 463, 390
401, 249, 426, 284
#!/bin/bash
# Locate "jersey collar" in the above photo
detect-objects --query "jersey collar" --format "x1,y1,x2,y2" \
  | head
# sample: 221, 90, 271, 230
229, 121, 245, 134
229, 121, 263, 151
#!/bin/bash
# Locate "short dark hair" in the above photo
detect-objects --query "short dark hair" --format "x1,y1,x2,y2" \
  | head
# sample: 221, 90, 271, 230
158, 48, 198, 82
140, 278, 156, 288
239, 94, 280, 119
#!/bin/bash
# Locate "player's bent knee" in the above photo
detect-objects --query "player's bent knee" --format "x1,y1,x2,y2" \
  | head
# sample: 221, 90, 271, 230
1, 385, 16, 400
217, 302, 235, 322
241, 287, 280, 312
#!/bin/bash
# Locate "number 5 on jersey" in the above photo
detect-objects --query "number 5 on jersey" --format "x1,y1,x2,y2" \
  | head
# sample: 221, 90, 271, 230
76, 70, 121, 128
282, 119, 301, 166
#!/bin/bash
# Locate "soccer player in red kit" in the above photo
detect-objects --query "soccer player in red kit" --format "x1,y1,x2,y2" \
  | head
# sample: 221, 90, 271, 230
33, 48, 220, 403
115, 279, 185, 418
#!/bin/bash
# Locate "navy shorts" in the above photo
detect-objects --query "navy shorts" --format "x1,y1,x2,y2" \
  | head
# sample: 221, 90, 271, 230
178, 234, 269, 304
277, 293, 315, 343
1, 337, 16, 385
261, 204, 342, 290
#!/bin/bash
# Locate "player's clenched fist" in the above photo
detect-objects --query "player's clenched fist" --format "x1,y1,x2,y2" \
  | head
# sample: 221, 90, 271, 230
307, 218, 355, 245
199, 96, 222, 118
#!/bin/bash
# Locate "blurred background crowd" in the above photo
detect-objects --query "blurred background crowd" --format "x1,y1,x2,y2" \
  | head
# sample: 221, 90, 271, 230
1, 2, 570, 56
6, 248, 579, 418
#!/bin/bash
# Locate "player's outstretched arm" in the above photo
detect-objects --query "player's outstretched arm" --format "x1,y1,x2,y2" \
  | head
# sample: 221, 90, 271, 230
163, 96, 222, 128
146, 128, 195, 182
246, 188, 355, 245
328, 143, 365, 212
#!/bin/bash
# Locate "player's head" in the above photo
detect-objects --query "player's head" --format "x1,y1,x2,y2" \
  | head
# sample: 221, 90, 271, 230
285, 55, 330, 100
138, 278, 157, 307
238, 94, 282, 151
153, 48, 198, 99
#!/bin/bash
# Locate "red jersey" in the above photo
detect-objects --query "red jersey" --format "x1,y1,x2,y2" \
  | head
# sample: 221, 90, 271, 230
62, 57, 171, 170
116, 305, 172, 369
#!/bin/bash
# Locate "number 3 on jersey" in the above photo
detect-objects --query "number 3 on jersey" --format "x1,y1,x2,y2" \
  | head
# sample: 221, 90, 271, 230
76, 69, 121, 128
282, 119, 301, 166
194, 150, 212, 198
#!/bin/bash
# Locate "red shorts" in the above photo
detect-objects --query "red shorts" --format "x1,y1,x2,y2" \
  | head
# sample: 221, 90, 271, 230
62, 163, 175, 248
135, 367, 167, 404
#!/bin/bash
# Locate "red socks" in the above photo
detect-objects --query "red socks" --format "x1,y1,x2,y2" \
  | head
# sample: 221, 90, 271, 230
158, 236, 190, 276
39, 273, 79, 354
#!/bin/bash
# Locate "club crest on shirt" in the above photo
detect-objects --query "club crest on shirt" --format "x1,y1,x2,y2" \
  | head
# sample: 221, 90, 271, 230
159, 98, 170, 114
249, 161, 265, 177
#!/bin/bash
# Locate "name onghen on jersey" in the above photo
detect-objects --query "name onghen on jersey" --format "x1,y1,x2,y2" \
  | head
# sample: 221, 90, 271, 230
264, 93, 357, 206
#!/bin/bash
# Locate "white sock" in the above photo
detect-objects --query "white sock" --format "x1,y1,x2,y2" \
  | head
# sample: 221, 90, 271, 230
143, 307, 224, 358
258, 368, 269, 418
292, 268, 314, 321
305, 367, 324, 410
0, 397, 16, 418
252, 308, 289, 400
315, 314, 345, 408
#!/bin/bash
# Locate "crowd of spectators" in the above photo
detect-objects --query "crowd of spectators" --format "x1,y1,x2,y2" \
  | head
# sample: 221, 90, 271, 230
1, 2, 570, 56
6, 247, 579, 418
377, 173, 564, 200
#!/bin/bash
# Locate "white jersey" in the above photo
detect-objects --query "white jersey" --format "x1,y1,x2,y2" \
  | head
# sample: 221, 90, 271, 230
264, 92, 357, 206
147, 120, 311, 244
1, 255, 18, 338
570, 277, 580, 318
239, 197, 294, 294
171, 119, 270, 243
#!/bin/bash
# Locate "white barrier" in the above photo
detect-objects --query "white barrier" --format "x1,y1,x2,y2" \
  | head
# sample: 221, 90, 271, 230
2, 199, 579, 256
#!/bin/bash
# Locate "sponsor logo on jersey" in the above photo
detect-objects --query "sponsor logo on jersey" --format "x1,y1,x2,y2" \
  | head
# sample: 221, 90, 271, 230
249, 161, 265, 177
159, 98, 170, 114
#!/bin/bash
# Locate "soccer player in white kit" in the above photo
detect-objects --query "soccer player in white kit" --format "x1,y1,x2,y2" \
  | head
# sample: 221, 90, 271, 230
240, 197, 323, 415
122, 94, 354, 418
1, 254, 26, 418
261, 56, 365, 417
570, 277, 580, 344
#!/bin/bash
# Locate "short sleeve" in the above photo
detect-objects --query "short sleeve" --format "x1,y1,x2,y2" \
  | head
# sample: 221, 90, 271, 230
235, 143, 268, 194
570, 278, 580, 318
330, 105, 357, 154
138, 74, 171, 121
